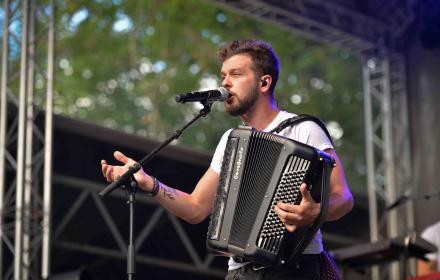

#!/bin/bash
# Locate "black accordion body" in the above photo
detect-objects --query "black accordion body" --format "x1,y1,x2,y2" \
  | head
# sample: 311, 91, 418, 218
207, 127, 335, 267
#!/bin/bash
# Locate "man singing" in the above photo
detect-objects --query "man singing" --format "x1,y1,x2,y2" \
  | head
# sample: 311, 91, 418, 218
101, 39, 353, 279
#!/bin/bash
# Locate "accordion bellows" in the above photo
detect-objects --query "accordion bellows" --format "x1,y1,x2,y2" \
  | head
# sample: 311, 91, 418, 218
207, 128, 334, 267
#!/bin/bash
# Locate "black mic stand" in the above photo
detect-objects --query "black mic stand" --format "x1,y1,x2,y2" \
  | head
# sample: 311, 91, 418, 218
98, 102, 213, 280
386, 190, 440, 211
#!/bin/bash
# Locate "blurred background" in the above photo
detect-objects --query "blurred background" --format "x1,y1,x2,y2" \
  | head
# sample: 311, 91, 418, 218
1, 0, 439, 279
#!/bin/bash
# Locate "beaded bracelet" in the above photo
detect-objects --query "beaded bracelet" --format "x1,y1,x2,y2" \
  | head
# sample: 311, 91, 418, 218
144, 176, 160, 197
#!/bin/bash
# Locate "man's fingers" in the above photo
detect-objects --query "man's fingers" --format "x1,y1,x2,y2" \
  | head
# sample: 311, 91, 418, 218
114, 151, 131, 164
275, 205, 301, 223
284, 223, 297, 233
276, 201, 294, 212
274, 206, 298, 232
101, 161, 108, 177
105, 166, 114, 181
300, 183, 314, 202
102, 152, 134, 183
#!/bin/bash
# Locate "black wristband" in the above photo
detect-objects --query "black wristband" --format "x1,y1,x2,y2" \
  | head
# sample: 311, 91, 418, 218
144, 177, 160, 197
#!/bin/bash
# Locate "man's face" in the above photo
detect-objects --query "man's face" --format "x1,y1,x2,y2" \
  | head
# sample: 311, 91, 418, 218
220, 54, 260, 116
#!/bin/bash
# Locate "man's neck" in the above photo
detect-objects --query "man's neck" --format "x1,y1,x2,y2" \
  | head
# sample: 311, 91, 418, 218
241, 101, 280, 131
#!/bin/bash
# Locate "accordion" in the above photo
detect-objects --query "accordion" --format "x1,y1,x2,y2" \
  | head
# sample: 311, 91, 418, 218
207, 127, 334, 267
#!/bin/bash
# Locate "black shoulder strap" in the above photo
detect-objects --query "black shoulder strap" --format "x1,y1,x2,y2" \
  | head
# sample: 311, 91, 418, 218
269, 114, 333, 144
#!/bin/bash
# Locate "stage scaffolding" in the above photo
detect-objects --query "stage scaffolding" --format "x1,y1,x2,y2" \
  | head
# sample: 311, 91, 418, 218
1, 0, 54, 279
0, 0, 417, 279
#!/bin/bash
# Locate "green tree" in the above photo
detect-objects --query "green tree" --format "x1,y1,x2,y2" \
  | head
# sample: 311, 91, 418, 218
52, 0, 365, 193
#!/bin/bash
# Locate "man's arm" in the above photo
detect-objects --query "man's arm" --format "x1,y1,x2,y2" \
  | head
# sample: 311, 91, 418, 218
323, 148, 353, 221
154, 167, 220, 224
274, 148, 353, 232
101, 151, 219, 224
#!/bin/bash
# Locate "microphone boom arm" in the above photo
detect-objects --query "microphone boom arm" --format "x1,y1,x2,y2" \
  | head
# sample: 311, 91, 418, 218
99, 102, 213, 197
386, 189, 440, 211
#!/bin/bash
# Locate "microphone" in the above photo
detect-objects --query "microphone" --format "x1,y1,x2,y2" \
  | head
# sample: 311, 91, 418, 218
175, 87, 229, 103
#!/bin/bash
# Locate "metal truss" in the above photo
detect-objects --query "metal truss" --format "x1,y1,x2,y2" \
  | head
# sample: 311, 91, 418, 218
210, 0, 414, 54
0, 0, 55, 279
362, 51, 398, 280
51, 174, 225, 278
361, 48, 413, 280
375, 0, 418, 40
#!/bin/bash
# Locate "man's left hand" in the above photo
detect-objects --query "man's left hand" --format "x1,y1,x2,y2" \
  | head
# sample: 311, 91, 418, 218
274, 183, 321, 232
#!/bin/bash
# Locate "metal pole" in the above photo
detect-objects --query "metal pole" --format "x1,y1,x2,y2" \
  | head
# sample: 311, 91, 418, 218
23, 0, 36, 278
14, 0, 30, 278
363, 58, 380, 280
42, 0, 55, 278
389, 52, 415, 233
390, 52, 416, 275
0, 0, 11, 277
382, 52, 400, 280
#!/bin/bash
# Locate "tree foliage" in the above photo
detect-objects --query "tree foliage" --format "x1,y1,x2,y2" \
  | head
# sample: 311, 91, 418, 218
47, 0, 365, 193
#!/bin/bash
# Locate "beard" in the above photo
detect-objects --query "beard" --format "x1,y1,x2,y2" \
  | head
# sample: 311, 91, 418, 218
225, 84, 259, 116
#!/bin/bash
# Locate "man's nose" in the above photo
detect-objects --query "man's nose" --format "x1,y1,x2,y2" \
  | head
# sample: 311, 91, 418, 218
222, 76, 231, 88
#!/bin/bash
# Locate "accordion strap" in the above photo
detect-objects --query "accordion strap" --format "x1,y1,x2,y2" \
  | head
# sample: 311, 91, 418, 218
269, 114, 333, 145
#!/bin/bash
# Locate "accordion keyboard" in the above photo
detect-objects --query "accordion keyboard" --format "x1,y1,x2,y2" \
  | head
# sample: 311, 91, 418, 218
258, 156, 311, 253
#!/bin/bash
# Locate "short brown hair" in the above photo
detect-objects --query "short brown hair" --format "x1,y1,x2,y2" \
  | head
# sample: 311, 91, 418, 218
218, 39, 280, 94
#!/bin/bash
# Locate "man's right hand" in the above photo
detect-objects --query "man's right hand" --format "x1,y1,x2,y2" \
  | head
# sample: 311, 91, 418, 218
101, 151, 153, 192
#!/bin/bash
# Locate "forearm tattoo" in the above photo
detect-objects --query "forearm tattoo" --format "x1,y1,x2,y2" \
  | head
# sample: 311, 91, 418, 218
160, 182, 177, 200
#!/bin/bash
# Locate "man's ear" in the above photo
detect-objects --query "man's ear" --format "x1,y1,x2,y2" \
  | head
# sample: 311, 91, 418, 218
260, 75, 272, 91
